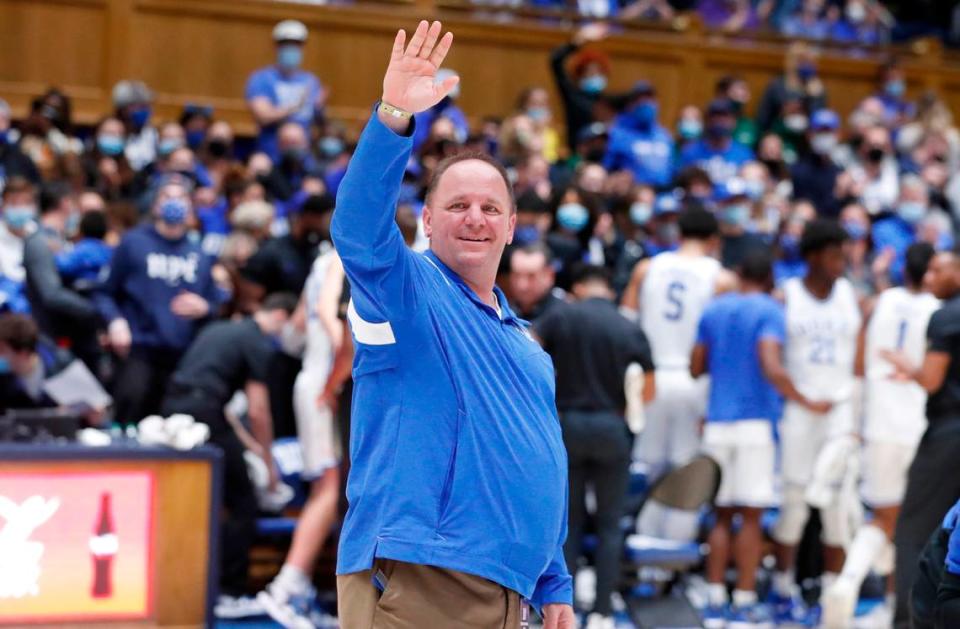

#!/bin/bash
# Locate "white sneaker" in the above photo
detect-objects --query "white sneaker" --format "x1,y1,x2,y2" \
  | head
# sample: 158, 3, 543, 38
821, 576, 858, 628
214, 594, 265, 619
585, 612, 616, 629
257, 581, 317, 629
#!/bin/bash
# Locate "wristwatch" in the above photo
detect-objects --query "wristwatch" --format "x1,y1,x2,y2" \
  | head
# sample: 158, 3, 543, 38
378, 101, 412, 120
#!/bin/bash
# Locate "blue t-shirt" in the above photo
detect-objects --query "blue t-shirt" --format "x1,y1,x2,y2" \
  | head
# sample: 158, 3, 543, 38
56, 238, 114, 283
677, 139, 754, 183
697, 292, 785, 422
603, 121, 675, 187
872, 215, 916, 286
245, 65, 322, 160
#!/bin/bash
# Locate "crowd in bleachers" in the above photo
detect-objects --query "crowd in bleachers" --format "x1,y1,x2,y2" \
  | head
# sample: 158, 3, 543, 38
2, 13, 960, 627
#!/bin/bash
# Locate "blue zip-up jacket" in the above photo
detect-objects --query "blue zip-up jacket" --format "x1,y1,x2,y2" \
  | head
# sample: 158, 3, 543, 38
332, 110, 573, 611
603, 118, 675, 187
95, 223, 218, 352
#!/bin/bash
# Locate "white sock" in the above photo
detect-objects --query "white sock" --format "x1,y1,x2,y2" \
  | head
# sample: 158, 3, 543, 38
821, 571, 840, 593
707, 583, 729, 606
841, 525, 888, 585
732, 589, 758, 607
773, 570, 795, 597
275, 564, 311, 594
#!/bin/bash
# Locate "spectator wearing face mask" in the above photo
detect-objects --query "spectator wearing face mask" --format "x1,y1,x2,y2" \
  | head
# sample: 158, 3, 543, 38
847, 125, 900, 215
873, 57, 914, 127
179, 103, 214, 152
550, 23, 616, 152
717, 75, 758, 148
246, 20, 327, 163
0, 99, 40, 188
677, 99, 754, 184
756, 42, 827, 135
547, 186, 602, 290
791, 109, 844, 217
870, 175, 940, 286
18, 88, 84, 186
0, 177, 39, 286
840, 202, 883, 297
82, 116, 136, 202
261, 122, 319, 202
675, 105, 704, 156
715, 177, 768, 269
611, 184, 654, 295
112, 80, 157, 172
603, 81, 675, 188
95, 179, 219, 425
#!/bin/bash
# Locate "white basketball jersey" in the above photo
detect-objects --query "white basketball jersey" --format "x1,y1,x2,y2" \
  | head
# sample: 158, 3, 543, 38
783, 277, 861, 402
300, 248, 338, 375
640, 252, 721, 370
864, 287, 940, 445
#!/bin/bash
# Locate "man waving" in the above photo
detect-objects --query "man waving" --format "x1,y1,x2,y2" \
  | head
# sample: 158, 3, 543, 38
332, 20, 574, 629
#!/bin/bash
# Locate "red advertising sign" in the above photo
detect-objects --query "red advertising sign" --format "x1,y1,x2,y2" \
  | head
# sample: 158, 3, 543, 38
0, 471, 154, 623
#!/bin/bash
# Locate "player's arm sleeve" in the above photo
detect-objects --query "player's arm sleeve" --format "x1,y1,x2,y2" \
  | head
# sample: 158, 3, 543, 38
530, 541, 573, 613
330, 108, 418, 321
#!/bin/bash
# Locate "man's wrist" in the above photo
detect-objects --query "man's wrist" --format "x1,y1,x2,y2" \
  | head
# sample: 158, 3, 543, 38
377, 100, 413, 135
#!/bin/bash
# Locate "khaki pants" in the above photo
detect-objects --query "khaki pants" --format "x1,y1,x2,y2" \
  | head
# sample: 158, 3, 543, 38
337, 559, 525, 628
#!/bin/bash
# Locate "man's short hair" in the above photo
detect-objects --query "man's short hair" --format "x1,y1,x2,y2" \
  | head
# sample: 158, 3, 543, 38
0, 314, 38, 353
569, 263, 612, 288
905, 242, 935, 287
79, 210, 108, 240
800, 218, 849, 258
39, 182, 72, 215
510, 242, 554, 269
424, 151, 516, 213
677, 207, 719, 240
260, 292, 299, 316
300, 193, 335, 216
2, 176, 35, 201
739, 250, 774, 286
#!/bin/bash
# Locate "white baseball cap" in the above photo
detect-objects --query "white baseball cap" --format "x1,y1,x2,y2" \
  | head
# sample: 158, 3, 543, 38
273, 20, 308, 43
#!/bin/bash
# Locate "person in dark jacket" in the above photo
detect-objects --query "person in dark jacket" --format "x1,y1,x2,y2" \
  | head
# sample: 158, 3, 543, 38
790, 109, 844, 217
0, 313, 72, 414
908, 498, 960, 628
22, 182, 101, 373
96, 177, 219, 425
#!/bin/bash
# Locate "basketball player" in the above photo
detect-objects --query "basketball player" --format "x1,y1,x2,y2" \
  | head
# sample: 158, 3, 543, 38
258, 243, 345, 629
770, 219, 862, 622
621, 206, 736, 479
822, 243, 939, 627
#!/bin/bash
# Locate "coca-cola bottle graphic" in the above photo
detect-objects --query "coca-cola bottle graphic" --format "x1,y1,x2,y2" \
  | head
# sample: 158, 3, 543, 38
89, 492, 118, 598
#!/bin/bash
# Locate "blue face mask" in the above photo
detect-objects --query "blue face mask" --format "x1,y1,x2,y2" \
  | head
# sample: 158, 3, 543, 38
722, 204, 751, 227
579, 75, 607, 95
628, 102, 658, 129
130, 106, 151, 129
0, 356, 10, 374
744, 180, 765, 201
885, 79, 906, 99
629, 202, 653, 226
3, 205, 36, 230
159, 198, 189, 226
780, 233, 801, 260
319, 136, 344, 158
158, 138, 183, 157
678, 119, 702, 140
898, 202, 926, 225
527, 107, 549, 123
513, 224, 541, 245
277, 45, 303, 70
186, 129, 206, 150
65, 212, 80, 238
97, 135, 124, 156
556, 203, 589, 232
842, 220, 868, 241
706, 123, 732, 140
797, 62, 817, 82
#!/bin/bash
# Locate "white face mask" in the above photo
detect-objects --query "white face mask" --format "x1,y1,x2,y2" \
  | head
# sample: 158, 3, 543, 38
810, 133, 837, 155
784, 114, 809, 133
846, 1, 866, 23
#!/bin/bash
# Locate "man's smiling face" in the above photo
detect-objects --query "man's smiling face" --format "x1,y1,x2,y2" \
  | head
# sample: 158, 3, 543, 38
423, 159, 516, 287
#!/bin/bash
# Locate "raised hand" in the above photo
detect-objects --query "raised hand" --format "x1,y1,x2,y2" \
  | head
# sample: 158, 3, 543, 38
381, 20, 457, 114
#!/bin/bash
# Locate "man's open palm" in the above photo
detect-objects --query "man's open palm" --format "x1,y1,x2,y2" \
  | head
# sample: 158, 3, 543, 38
382, 20, 457, 114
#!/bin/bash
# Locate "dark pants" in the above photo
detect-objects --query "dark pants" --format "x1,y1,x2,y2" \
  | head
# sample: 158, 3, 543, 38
893, 417, 960, 628
162, 387, 258, 597
560, 410, 632, 616
112, 348, 180, 425
266, 351, 301, 438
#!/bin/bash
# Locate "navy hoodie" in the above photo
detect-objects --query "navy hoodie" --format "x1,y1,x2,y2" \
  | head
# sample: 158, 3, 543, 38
95, 223, 217, 352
